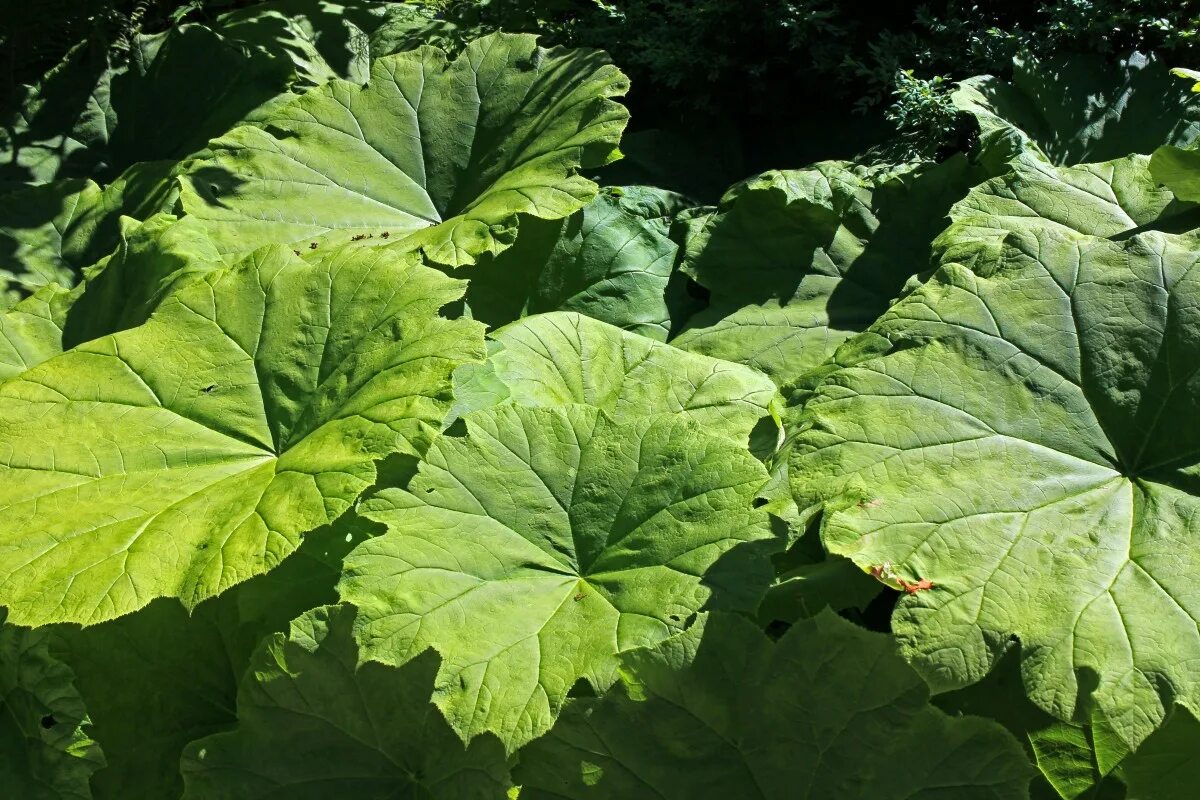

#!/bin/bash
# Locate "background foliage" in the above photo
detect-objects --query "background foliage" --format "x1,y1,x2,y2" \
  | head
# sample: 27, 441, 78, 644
5, 1, 1198, 169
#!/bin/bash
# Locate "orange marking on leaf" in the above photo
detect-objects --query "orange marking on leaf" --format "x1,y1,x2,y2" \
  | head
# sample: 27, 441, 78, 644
898, 577, 935, 594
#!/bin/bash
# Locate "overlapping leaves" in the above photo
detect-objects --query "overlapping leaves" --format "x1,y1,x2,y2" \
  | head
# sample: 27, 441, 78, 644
342, 403, 777, 750
179, 32, 629, 266
0, 245, 483, 626
789, 153, 1200, 755
517, 611, 1032, 799
451, 311, 777, 444
670, 156, 992, 387
180, 604, 511, 799
5, 9, 1200, 799
953, 51, 1200, 170
0, 612, 104, 799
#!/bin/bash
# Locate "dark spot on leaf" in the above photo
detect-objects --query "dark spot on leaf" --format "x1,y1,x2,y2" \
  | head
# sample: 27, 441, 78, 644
668, 614, 681, 622
752, 497, 768, 508
425, 487, 435, 494
201, 384, 216, 394
40, 715, 56, 729
309, 242, 318, 250
380, 232, 390, 239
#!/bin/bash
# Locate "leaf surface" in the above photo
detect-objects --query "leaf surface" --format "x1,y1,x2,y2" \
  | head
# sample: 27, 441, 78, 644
672, 157, 990, 386
954, 51, 1200, 169
451, 312, 776, 445
516, 611, 1033, 799
0, 612, 104, 800
463, 187, 682, 340
181, 604, 511, 799
790, 158, 1200, 751
342, 404, 776, 749
0, 245, 483, 626
180, 32, 629, 266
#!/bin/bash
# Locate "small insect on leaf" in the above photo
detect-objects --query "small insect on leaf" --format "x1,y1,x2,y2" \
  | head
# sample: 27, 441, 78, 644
573, 592, 585, 602
309, 242, 319, 250
201, 384, 217, 394
380, 231, 390, 239
293, 249, 301, 256
351, 234, 367, 241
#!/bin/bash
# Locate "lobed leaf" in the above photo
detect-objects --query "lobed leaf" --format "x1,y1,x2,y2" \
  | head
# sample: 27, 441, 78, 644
179, 32, 629, 267
342, 404, 777, 750
0, 245, 484, 626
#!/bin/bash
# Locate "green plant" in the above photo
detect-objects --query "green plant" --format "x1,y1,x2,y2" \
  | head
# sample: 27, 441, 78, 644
3, 4, 1200, 798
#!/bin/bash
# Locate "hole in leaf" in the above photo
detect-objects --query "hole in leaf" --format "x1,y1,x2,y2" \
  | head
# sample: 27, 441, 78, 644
40, 715, 56, 729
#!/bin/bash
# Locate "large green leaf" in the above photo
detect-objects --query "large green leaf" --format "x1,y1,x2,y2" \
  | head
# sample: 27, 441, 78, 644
1121, 707, 1200, 799
60, 213, 224, 349
179, 32, 629, 266
216, 0, 371, 88
937, 153, 1200, 270
936, 650, 1129, 800
0, 612, 104, 800
53, 515, 375, 800
450, 312, 777, 445
0, 179, 113, 297
1151, 143, 1200, 203
671, 156, 989, 386
216, 0, 454, 89
953, 51, 1200, 170
0, 25, 295, 184
789, 175, 1200, 753
462, 187, 683, 341
180, 604, 511, 799
0, 284, 75, 379
341, 404, 776, 750
0, 244, 484, 627
1, 211, 219, 378
516, 611, 1033, 799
